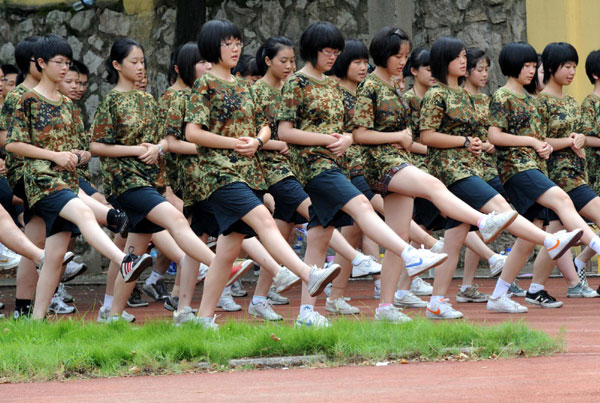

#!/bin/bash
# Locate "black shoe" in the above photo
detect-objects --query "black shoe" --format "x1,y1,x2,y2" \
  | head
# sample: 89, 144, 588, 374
142, 279, 169, 301
120, 248, 153, 283
163, 295, 178, 312
0, 301, 4, 310
525, 289, 563, 308
127, 285, 149, 308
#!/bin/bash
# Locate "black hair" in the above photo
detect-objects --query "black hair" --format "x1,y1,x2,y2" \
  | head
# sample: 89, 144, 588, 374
542, 42, 578, 84
403, 47, 429, 77
369, 26, 411, 67
299, 21, 345, 66
104, 37, 144, 84
176, 42, 202, 87
329, 39, 369, 79
168, 45, 181, 85
524, 54, 543, 94
498, 42, 538, 78
466, 48, 490, 72
14, 35, 40, 80
1, 64, 19, 77
255, 36, 294, 76
197, 19, 242, 64
72, 60, 89, 76
232, 54, 259, 77
585, 50, 600, 84
430, 36, 465, 85
34, 34, 72, 72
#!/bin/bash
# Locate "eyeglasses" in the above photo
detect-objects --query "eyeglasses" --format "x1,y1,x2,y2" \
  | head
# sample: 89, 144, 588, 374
220, 42, 243, 49
320, 49, 341, 57
48, 59, 72, 67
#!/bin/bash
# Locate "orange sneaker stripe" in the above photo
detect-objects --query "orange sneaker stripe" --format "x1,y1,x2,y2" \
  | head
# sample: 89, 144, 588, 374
547, 240, 560, 252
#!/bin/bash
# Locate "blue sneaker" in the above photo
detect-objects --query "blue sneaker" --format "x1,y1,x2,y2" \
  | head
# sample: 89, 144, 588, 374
167, 261, 177, 275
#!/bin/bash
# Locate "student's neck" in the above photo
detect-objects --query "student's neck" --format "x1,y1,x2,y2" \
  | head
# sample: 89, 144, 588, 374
22, 75, 39, 90
261, 71, 284, 90
542, 79, 564, 98
338, 78, 357, 94
373, 66, 393, 86
463, 80, 480, 95
504, 77, 524, 94
593, 81, 600, 97
412, 80, 428, 98
446, 75, 460, 89
114, 78, 136, 92
300, 64, 325, 81
33, 76, 61, 102
169, 77, 189, 91
210, 64, 235, 82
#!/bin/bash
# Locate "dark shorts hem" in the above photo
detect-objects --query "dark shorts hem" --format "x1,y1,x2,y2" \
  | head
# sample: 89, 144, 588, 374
184, 200, 220, 238
445, 176, 498, 231
413, 197, 447, 231
269, 177, 309, 225
208, 182, 264, 236
548, 184, 598, 222
78, 178, 98, 196
351, 174, 375, 201
373, 164, 410, 197
32, 189, 79, 237
111, 187, 165, 234
504, 169, 555, 222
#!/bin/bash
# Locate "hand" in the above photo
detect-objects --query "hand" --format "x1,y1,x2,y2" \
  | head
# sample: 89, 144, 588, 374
482, 141, 496, 154
397, 128, 413, 150
52, 151, 78, 172
535, 141, 552, 160
138, 143, 160, 165
0, 158, 5, 175
326, 133, 352, 156
235, 137, 260, 157
466, 136, 482, 156
571, 143, 586, 159
570, 132, 586, 150
278, 141, 289, 156
72, 149, 91, 166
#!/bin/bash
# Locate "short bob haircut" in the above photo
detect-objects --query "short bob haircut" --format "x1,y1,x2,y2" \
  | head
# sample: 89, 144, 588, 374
72, 59, 89, 76
330, 39, 369, 79
15, 35, 40, 79
232, 54, 259, 77
430, 36, 465, 84
1, 64, 19, 77
403, 47, 429, 77
542, 42, 578, 84
104, 38, 144, 84
198, 19, 242, 64
256, 36, 293, 76
35, 34, 72, 72
299, 21, 345, 66
498, 42, 537, 78
466, 48, 490, 72
585, 50, 600, 84
176, 42, 202, 88
370, 27, 411, 68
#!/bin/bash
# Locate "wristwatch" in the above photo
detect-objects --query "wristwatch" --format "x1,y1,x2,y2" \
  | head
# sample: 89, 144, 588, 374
157, 144, 165, 157
463, 136, 471, 148
256, 137, 264, 150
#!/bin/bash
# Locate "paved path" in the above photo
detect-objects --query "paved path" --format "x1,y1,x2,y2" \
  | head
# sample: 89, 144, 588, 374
2, 277, 600, 401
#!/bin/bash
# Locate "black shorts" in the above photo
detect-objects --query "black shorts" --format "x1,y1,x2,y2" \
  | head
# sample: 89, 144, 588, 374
487, 175, 508, 201
351, 174, 375, 201
373, 164, 410, 197
0, 177, 12, 210
111, 187, 165, 234
269, 177, 308, 225
32, 189, 79, 237
10, 178, 32, 225
304, 169, 360, 229
445, 176, 499, 230
504, 169, 555, 222
208, 182, 264, 236
184, 200, 220, 238
78, 177, 98, 196
548, 184, 597, 222
413, 197, 447, 231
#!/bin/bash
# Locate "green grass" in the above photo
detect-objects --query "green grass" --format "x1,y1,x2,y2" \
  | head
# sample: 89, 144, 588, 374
0, 317, 563, 382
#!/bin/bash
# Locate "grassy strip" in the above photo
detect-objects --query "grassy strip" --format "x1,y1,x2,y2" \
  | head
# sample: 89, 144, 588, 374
0, 317, 563, 382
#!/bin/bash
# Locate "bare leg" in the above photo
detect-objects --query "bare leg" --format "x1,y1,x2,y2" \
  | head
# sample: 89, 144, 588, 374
462, 247, 479, 287
16, 216, 45, 301
0, 207, 42, 264
300, 225, 335, 306
103, 234, 126, 298
431, 224, 470, 297
330, 224, 362, 300
32, 232, 70, 319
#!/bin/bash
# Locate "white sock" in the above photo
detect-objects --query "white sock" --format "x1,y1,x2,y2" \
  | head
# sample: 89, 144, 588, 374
145, 270, 163, 285
299, 304, 314, 315
352, 252, 366, 265
460, 284, 471, 293
395, 289, 409, 299
589, 236, 600, 255
429, 295, 444, 306
491, 278, 511, 299
374, 279, 381, 288
488, 254, 499, 267
574, 258, 586, 274
252, 295, 267, 304
103, 294, 113, 309
528, 283, 544, 294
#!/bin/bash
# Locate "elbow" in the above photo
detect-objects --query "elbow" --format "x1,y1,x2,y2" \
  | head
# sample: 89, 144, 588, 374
420, 130, 432, 146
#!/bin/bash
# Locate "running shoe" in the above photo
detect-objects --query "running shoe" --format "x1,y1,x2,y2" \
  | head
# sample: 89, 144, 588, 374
487, 293, 528, 313
173, 306, 196, 326
425, 299, 463, 319
142, 279, 169, 301
545, 229, 583, 260
325, 297, 360, 314
216, 288, 241, 312
567, 281, 599, 298
525, 289, 563, 308
479, 210, 518, 243
508, 279, 527, 297
393, 291, 428, 308
375, 304, 411, 323
430, 237, 444, 253
225, 259, 253, 287
295, 310, 330, 328
404, 247, 448, 277
410, 277, 433, 296
248, 299, 282, 321
489, 254, 507, 277
127, 285, 149, 308
197, 263, 209, 282
56, 283, 73, 303
47, 294, 75, 314
62, 260, 87, 283
307, 264, 341, 297
230, 280, 248, 297
272, 266, 301, 293
120, 248, 153, 283
351, 255, 381, 277
267, 286, 290, 305
456, 284, 490, 303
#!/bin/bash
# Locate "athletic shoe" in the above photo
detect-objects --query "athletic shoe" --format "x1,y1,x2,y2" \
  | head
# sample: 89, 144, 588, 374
351, 255, 381, 278
272, 267, 301, 293
567, 281, 599, 298
225, 259, 254, 287
56, 283, 73, 303
479, 210, 518, 243
267, 286, 289, 305
121, 310, 136, 322
164, 295, 178, 312
508, 280, 526, 297
142, 279, 169, 301
425, 299, 463, 319
525, 289, 563, 308
37, 251, 75, 274
456, 284, 490, 303
489, 254, 507, 277
325, 297, 360, 314
166, 262, 177, 276
173, 306, 196, 326
307, 264, 341, 297
197, 263, 209, 282
487, 293, 528, 313
194, 315, 219, 330
545, 229, 584, 260
375, 304, 411, 323
295, 310, 330, 328
127, 285, 149, 308
0, 250, 20, 269
430, 237, 444, 253
98, 306, 136, 323
107, 311, 136, 323
106, 208, 129, 238
216, 288, 241, 312
374, 283, 381, 300
62, 260, 87, 283
230, 280, 248, 297
575, 259, 589, 286
410, 277, 433, 296
404, 247, 448, 277
324, 282, 332, 297
47, 294, 75, 314
120, 249, 153, 283
248, 299, 282, 321
393, 291, 428, 308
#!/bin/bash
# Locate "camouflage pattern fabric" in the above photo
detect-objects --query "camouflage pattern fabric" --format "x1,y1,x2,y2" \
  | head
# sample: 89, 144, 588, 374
0, 84, 29, 187
73, 103, 91, 181
470, 93, 498, 182
404, 89, 430, 173
581, 94, 600, 194
340, 86, 363, 178
158, 87, 187, 195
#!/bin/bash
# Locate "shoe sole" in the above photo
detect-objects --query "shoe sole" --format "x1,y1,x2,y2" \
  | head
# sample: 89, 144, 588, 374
142, 285, 166, 302
548, 229, 584, 260
248, 309, 283, 321
308, 265, 341, 297
567, 293, 599, 298
325, 307, 360, 315
127, 302, 149, 308
63, 264, 88, 283
456, 296, 489, 303
425, 313, 463, 320
393, 303, 427, 308
524, 298, 563, 308
268, 299, 290, 305
275, 277, 302, 294
482, 211, 518, 243
487, 307, 528, 313
406, 254, 447, 277
225, 260, 253, 287
489, 267, 503, 278
123, 255, 153, 283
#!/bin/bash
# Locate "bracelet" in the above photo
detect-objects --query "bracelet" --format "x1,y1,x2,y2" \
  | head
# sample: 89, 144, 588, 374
256, 137, 264, 150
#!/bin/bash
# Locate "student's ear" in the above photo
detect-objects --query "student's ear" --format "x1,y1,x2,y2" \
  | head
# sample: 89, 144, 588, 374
410, 66, 418, 77
35, 57, 45, 73
265, 56, 272, 68
112, 60, 121, 73
174, 64, 180, 75
594, 74, 599, 81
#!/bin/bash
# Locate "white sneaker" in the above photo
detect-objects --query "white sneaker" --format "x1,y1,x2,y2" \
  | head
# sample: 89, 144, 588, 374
374, 283, 381, 300
352, 255, 381, 277
487, 294, 528, 313
173, 306, 197, 326
325, 297, 360, 314
324, 282, 332, 297
272, 266, 301, 293
267, 286, 290, 305
410, 277, 433, 296
430, 238, 444, 253
56, 283, 73, 303
307, 264, 341, 297
194, 315, 219, 330
479, 210, 518, 243
0, 250, 20, 269
393, 291, 428, 308
567, 281, 599, 298
489, 254, 507, 277
545, 229, 584, 260
404, 247, 448, 277
295, 310, 330, 328
248, 299, 282, 321
197, 263, 209, 282
425, 299, 464, 319
47, 294, 75, 314
97, 306, 110, 323
121, 310, 136, 322
375, 304, 411, 323
230, 280, 248, 297
62, 260, 87, 283
216, 288, 241, 312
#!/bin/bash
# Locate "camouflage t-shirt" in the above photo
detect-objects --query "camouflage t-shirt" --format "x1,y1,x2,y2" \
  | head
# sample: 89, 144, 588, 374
73, 103, 91, 181
536, 92, 586, 192
184, 73, 267, 200
582, 94, 600, 194
158, 87, 186, 194
91, 89, 162, 200
353, 73, 413, 188
404, 89, 429, 173
277, 72, 345, 185
488, 87, 547, 184
420, 83, 484, 186
470, 93, 498, 182
252, 79, 295, 186
5, 90, 80, 207
340, 86, 363, 178
0, 84, 29, 188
